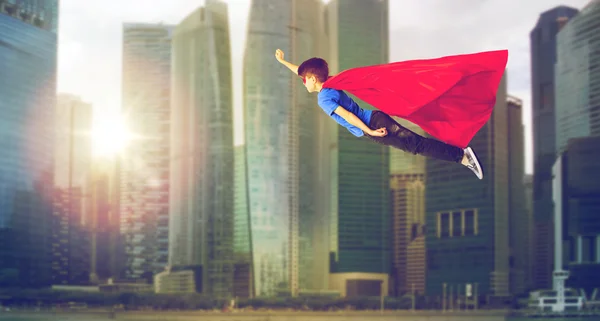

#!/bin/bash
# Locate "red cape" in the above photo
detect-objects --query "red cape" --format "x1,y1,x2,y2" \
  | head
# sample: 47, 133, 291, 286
322, 50, 508, 148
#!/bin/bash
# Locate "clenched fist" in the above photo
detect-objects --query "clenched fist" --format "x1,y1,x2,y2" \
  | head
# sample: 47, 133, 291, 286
275, 49, 284, 62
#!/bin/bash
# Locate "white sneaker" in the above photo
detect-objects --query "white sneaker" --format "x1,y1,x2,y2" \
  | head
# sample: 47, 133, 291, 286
464, 147, 483, 179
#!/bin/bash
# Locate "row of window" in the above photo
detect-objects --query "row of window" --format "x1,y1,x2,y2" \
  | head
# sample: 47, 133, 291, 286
564, 235, 600, 263
436, 209, 478, 238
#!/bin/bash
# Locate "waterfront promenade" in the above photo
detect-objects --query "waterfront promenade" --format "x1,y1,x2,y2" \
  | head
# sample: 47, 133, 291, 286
1, 310, 510, 321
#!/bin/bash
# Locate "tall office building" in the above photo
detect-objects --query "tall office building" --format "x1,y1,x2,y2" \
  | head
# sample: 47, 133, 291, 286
0, 0, 59, 288
325, 0, 391, 297
390, 120, 426, 296
84, 160, 122, 283
121, 23, 173, 281
52, 94, 93, 285
425, 75, 509, 297
243, 0, 328, 296
553, 136, 600, 294
554, 1, 600, 294
555, 1, 600, 154
524, 174, 534, 284
507, 95, 529, 295
169, 0, 234, 297
233, 145, 252, 298
54, 94, 93, 189
530, 5, 579, 290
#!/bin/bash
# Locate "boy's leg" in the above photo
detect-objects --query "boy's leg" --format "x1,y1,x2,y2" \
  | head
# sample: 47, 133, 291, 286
366, 111, 464, 163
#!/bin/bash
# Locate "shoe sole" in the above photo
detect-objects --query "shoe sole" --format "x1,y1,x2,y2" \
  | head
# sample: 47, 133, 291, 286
466, 147, 483, 180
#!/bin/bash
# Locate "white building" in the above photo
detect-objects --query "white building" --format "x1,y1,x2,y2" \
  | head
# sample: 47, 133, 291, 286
120, 23, 174, 279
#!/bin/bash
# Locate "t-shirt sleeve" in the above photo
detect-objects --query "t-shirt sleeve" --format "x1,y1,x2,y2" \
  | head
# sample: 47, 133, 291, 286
318, 90, 341, 116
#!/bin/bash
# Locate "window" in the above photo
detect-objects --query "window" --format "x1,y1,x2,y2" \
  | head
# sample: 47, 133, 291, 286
440, 212, 450, 238
540, 83, 553, 110
465, 210, 475, 236
582, 236, 596, 263
452, 211, 462, 237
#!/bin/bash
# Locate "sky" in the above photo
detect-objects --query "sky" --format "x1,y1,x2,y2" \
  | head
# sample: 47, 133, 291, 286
57, 0, 592, 174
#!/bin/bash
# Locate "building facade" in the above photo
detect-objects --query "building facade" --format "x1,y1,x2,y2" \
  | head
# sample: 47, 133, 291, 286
243, 0, 328, 296
169, 0, 234, 297
0, 0, 59, 288
325, 0, 391, 296
555, 1, 600, 154
390, 120, 426, 296
233, 145, 252, 298
84, 160, 122, 284
507, 95, 529, 295
554, 136, 600, 294
120, 23, 173, 281
52, 94, 93, 285
425, 75, 509, 297
530, 5, 579, 290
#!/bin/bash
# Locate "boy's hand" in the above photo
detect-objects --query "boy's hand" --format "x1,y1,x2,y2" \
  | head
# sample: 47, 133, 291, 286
275, 49, 285, 62
369, 128, 388, 137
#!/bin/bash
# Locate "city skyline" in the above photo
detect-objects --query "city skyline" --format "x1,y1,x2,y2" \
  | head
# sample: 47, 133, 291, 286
1, 0, 599, 307
57, 0, 591, 174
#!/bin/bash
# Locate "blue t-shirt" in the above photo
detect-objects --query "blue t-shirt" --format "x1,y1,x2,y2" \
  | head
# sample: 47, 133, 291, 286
317, 88, 372, 137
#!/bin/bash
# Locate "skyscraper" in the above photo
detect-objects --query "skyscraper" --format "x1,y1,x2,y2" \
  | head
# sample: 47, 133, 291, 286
54, 94, 93, 189
243, 0, 328, 296
52, 94, 93, 285
507, 95, 529, 295
0, 0, 59, 288
530, 5, 579, 290
553, 136, 600, 294
553, 1, 600, 294
121, 23, 173, 281
524, 174, 534, 285
325, 0, 391, 297
233, 145, 252, 298
425, 75, 509, 297
555, 1, 600, 154
169, 0, 234, 297
390, 120, 426, 296
84, 159, 122, 284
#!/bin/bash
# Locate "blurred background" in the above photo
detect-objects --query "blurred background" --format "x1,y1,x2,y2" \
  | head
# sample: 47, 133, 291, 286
0, 0, 599, 316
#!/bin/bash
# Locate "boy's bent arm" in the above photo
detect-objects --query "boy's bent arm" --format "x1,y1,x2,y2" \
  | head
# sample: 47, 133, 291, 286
280, 60, 298, 75
275, 49, 298, 75
334, 106, 373, 135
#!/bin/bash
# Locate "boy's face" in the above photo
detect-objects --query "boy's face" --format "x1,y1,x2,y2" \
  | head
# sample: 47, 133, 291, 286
302, 74, 318, 93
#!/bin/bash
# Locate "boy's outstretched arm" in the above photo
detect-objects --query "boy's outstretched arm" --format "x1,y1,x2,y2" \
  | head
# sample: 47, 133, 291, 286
275, 49, 298, 75
334, 106, 387, 137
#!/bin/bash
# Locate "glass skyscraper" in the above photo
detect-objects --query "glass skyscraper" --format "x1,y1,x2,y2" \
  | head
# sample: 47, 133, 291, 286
52, 94, 93, 285
121, 23, 173, 280
0, 0, 59, 287
425, 75, 510, 296
530, 5, 579, 290
507, 95, 529, 296
169, 0, 234, 297
243, 0, 327, 296
390, 120, 426, 296
325, 0, 390, 296
555, 1, 600, 154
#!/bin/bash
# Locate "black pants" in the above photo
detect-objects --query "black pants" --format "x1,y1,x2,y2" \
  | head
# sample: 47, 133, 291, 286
366, 111, 464, 163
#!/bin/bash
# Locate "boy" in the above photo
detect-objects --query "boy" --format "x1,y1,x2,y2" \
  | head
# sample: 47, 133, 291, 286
274, 49, 505, 179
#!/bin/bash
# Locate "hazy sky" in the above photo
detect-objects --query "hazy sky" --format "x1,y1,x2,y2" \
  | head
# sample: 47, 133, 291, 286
56, 0, 591, 174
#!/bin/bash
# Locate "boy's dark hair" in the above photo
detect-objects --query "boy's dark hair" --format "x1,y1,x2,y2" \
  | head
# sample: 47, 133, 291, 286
298, 57, 329, 83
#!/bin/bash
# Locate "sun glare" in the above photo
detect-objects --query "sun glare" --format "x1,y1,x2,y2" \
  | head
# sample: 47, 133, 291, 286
91, 115, 134, 158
